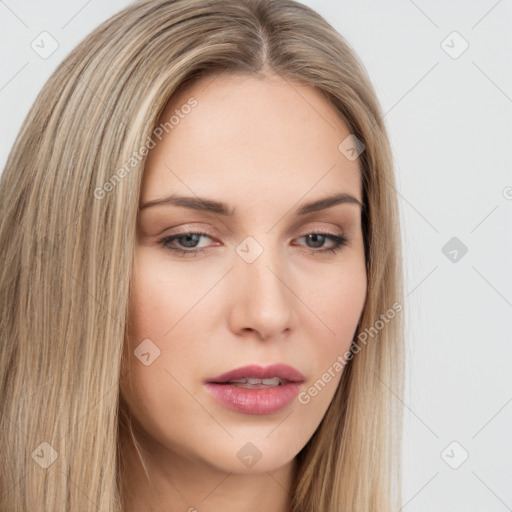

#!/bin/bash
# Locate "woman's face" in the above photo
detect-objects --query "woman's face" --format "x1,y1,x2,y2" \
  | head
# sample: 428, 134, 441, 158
121, 72, 367, 474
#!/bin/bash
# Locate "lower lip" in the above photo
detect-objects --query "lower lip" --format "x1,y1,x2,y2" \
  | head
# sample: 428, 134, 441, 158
204, 382, 302, 415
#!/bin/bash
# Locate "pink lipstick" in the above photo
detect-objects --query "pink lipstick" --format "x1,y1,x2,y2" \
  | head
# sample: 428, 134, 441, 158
204, 364, 304, 415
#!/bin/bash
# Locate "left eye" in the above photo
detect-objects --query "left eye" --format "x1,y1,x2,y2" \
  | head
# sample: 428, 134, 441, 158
157, 231, 348, 256
294, 233, 349, 254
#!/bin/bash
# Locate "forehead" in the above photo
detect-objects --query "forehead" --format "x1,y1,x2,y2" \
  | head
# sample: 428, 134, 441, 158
141, 72, 362, 207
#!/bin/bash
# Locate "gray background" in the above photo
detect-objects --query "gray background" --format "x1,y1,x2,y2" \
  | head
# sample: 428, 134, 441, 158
1, 1, 511, 510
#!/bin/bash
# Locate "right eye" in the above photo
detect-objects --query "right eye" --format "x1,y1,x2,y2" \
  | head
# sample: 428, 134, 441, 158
157, 231, 216, 256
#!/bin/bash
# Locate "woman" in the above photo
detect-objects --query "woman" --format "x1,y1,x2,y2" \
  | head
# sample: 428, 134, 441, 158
0, 0, 404, 510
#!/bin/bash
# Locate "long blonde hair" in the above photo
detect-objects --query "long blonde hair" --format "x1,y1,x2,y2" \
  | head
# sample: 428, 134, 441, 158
0, 0, 404, 510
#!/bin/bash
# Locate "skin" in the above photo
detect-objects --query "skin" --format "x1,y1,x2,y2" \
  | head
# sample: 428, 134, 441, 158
119, 71, 367, 512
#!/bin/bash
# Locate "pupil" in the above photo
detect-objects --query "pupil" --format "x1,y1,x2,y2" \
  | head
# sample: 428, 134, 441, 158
307, 234, 325, 248
181, 234, 200, 247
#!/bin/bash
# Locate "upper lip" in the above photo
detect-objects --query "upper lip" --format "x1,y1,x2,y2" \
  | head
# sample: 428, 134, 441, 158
206, 364, 305, 384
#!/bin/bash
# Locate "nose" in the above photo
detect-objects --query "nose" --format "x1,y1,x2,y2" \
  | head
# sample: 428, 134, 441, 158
228, 245, 295, 341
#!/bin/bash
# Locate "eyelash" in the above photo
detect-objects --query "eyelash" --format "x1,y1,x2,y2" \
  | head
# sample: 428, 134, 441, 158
157, 230, 348, 257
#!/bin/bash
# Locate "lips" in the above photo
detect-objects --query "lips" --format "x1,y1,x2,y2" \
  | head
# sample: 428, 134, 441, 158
204, 364, 305, 414
206, 364, 305, 385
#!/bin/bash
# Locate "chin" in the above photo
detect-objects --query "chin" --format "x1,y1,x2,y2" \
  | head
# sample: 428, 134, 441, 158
197, 432, 304, 474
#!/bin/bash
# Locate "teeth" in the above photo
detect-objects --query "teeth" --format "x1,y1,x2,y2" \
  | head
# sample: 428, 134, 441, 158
261, 377, 281, 386
227, 377, 282, 387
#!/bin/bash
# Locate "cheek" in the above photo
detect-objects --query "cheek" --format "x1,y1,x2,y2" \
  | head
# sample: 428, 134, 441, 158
330, 270, 367, 336
305, 258, 367, 343
294, 264, 366, 417
121, 262, 208, 448
125, 260, 194, 396
127, 247, 203, 341
302, 259, 367, 391
123, 245, 217, 391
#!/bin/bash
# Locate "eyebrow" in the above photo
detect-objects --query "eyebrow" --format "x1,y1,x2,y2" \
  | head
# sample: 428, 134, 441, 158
139, 192, 363, 215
